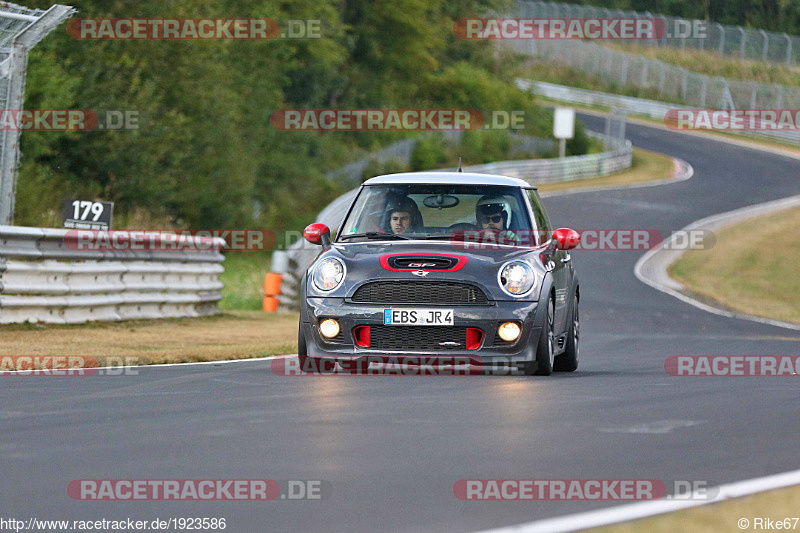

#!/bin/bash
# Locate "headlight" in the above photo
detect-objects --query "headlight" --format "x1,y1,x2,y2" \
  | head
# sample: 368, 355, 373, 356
498, 261, 535, 297
312, 257, 345, 292
319, 319, 341, 338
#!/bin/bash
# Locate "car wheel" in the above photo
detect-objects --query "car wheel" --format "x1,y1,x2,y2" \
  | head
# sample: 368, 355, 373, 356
297, 321, 309, 370
554, 293, 579, 372
524, 294, 554, 376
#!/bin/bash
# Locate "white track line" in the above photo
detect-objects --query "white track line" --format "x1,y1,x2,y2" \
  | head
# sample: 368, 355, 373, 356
0, 354, 296, 375
477, 468, 800, 533
634, 194, 800, 331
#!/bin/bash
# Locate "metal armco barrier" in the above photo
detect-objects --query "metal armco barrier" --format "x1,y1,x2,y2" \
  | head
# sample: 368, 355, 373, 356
0, 226, 225, 324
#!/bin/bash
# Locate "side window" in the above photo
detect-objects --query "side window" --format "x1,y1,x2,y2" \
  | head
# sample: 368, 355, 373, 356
526, 189, 552, 244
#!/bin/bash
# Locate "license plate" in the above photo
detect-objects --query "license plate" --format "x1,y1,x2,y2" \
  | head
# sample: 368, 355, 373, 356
384, 308, 454, 326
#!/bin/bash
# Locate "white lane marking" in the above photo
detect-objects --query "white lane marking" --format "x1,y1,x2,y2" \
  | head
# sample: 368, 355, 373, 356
598, 420, 704, 434
0, 354, 295, 375
634, 194, 800, 331
476, 468, 800, 533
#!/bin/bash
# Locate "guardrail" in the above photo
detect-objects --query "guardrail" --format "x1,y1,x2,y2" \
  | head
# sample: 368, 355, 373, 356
460, 133, 631, 183
519, 79, 800, 145
274, 130, 632, 311
0, 226, 226, 324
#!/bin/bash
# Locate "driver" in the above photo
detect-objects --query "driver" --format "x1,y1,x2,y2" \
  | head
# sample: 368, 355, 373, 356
383, 196, 423, 235
476, 195, 520, 243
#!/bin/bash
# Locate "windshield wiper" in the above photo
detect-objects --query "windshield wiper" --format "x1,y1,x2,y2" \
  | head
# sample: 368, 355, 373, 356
339, 232, 414, 241
420, 233, 457, 240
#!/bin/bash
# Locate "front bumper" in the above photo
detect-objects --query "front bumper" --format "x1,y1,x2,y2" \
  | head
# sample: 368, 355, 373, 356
300, 297, 543, 366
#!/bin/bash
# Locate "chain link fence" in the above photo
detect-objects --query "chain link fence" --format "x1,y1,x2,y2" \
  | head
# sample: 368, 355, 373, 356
506, 11, 800, 143
521, 1, 800, 67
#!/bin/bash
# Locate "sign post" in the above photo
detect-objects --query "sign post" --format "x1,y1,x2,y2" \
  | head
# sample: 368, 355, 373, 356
63, 200, 114, 230
553, 107, 575, 159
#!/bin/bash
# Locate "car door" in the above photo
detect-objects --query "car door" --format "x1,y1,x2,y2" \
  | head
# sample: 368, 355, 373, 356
526, 189, 573, 336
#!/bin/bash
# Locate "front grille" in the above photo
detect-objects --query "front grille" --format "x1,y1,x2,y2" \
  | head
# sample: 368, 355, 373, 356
389, 256, 456, 270
351, 282, 488, 304
369, 326, 468, 351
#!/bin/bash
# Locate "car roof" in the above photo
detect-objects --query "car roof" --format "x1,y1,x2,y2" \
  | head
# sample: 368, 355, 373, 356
362, 171, 536, 189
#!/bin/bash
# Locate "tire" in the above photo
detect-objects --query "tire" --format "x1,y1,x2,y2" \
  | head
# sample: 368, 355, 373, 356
297, 325, 337, 373
524, 295, 554, 376
297, 320, 308, 369
554, 293, 579, 372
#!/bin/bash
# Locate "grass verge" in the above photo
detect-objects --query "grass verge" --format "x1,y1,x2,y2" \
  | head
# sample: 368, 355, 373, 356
603, 42, 800, 87
669, 205, 800, 325
0, 310, 299, 364
218, 250, 272, 311
538, 147, 676, 193
594, 485, 800, 533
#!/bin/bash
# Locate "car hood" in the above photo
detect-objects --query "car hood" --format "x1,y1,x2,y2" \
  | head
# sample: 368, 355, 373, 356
308, 240, 548, 301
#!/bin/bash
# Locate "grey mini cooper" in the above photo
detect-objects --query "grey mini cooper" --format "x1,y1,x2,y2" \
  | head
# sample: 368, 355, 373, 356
298, 172, 580, 375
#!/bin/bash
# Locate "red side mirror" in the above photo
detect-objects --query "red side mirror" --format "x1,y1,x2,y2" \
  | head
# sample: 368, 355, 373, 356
304, 223, 331, 246
552, 228, 580, 250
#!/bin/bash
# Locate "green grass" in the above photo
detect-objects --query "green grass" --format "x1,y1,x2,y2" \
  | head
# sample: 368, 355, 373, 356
669, 205, 800, 325
218, 250, 271, 310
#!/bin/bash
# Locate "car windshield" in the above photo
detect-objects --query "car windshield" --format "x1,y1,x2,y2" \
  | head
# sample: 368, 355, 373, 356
337, 183, 536, 242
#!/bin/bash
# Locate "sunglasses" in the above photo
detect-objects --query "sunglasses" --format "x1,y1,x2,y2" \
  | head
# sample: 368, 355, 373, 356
481, 215, 503, 223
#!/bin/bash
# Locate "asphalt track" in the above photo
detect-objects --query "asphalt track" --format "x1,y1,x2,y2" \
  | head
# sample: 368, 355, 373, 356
2, 116, 800, 532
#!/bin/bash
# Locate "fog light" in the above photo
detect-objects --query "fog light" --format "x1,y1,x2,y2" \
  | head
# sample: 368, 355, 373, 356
498, 322, 521, 342
319, 319, 340, 339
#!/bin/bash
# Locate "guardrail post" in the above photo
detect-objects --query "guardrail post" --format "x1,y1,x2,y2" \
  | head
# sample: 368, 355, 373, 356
738, 26, 746, 60
700, 77, 708, 107
785, 34, 792, 67
680, 69, 688, 101
620, 56, 629, 86
640, 57, 649, 86
717, 24, 725, 55
760, 29, 769, 61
